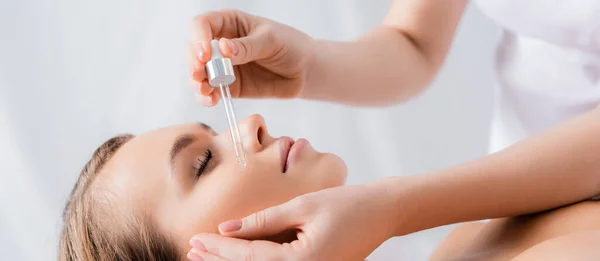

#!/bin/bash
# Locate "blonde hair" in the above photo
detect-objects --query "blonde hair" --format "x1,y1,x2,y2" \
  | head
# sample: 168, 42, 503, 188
58, 134, 180, 261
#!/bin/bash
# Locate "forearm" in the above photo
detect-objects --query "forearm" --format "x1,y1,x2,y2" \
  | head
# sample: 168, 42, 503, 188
383, 106, 600, 236
303, 30, 433, 106
301, 0, 468, 106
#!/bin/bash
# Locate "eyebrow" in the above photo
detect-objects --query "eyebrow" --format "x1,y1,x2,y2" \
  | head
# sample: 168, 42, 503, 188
197, 122, 213, 132
170, 134, 196, 168
169, 122, 214, 168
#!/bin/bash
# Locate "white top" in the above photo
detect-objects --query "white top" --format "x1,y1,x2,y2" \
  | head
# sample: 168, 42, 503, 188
474, 0, 600, 153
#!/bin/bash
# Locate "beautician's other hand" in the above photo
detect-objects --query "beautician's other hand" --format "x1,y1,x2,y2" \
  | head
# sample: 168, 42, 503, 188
188, 9, 314, 106
187, 182, 397, 261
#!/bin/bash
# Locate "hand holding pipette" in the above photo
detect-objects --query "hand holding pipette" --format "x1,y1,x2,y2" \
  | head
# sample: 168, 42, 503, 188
188, 11, 314, 107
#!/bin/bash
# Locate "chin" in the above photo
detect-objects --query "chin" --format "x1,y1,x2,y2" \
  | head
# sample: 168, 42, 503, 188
323, 153, 348, 186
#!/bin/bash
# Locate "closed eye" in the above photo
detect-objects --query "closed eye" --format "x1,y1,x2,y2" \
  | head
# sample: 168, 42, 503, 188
194, 149, 212, 178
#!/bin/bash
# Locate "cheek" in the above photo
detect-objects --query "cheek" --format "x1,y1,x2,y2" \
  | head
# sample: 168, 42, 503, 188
188, 164, 302, 229
218, 174, 302, 219
287, 153, 347, 190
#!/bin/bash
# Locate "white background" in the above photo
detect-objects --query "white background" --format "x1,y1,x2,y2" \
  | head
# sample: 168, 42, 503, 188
0, 0, 500, 260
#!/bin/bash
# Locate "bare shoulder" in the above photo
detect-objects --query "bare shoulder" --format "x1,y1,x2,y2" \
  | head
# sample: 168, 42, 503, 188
429, 201, 600, 261
429, 222, 486, 261
510, 230, 600, 261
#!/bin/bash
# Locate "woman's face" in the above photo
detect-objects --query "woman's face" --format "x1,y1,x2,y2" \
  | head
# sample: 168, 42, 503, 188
98, 114, 347, 254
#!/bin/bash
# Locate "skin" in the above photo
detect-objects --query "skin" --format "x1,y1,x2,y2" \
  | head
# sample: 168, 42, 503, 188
510, 229, 600, 261
184, 1, 600, 260
96, 114, 347, 257
430, 201, 600, 260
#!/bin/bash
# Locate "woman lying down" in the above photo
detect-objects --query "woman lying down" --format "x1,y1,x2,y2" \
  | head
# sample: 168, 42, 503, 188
59, 114, 600, 261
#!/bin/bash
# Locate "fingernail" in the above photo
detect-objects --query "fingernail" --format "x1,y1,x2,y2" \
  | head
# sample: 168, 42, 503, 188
187, 251, 205, 261
189, 239, 207, 251
196, 43, 205, 60
219, 219, 242, 233
226, 39, 238, 55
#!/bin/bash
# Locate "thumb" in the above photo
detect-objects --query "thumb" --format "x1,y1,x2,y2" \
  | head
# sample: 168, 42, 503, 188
218, 200, 302, 239
219, 25, 276, 65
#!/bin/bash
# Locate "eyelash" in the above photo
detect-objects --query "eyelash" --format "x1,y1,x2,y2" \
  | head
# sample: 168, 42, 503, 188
194, 149, 212, 178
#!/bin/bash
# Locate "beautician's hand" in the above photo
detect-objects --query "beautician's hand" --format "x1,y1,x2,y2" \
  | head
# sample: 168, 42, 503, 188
187, 182, 397, 261
188, 9, 315, 106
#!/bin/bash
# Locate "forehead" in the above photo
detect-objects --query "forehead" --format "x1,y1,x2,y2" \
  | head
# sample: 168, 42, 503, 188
115, 123, 210, 164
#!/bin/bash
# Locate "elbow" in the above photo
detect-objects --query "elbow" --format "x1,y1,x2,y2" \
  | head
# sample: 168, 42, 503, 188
382, 30, 444, 105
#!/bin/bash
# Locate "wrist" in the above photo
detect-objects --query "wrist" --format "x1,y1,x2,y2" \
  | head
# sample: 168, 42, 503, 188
366, 177, 406, 239
300, 38, 327, 100
369, 175, 433, 237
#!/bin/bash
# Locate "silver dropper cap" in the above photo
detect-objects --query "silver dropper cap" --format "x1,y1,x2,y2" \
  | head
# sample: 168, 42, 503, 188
205, 40, 235, 87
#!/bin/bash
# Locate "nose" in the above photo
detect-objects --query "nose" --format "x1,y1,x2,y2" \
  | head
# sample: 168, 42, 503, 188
238, 114, 270, 151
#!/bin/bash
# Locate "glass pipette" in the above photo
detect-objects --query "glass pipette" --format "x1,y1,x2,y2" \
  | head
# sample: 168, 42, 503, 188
219, 83, 246, 167
205, 39, 247, 168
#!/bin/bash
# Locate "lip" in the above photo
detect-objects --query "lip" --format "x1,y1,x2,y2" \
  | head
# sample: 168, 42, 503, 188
279, 137, 294, 173
279, 137, 310, 173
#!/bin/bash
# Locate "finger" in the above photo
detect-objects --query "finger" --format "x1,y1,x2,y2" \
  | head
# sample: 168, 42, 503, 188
186, 42, 198, 69
193, 90, 220, 107
194, 92, 213, 107
187, 43, 206, 81
188, 248, 228, 261
190, 233, 292, 261
209, 89, 221, 105
189, 79, 199, 94
218, 25, 276, 65
189, 29, 210, 63
190, 10, 245, 62
199, 252, 229, 261
189, 79, 210, 95
218, 199, 303, 239
199, 80, 213, 96
190, 61, 207, 84
188, 250, 229, 261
